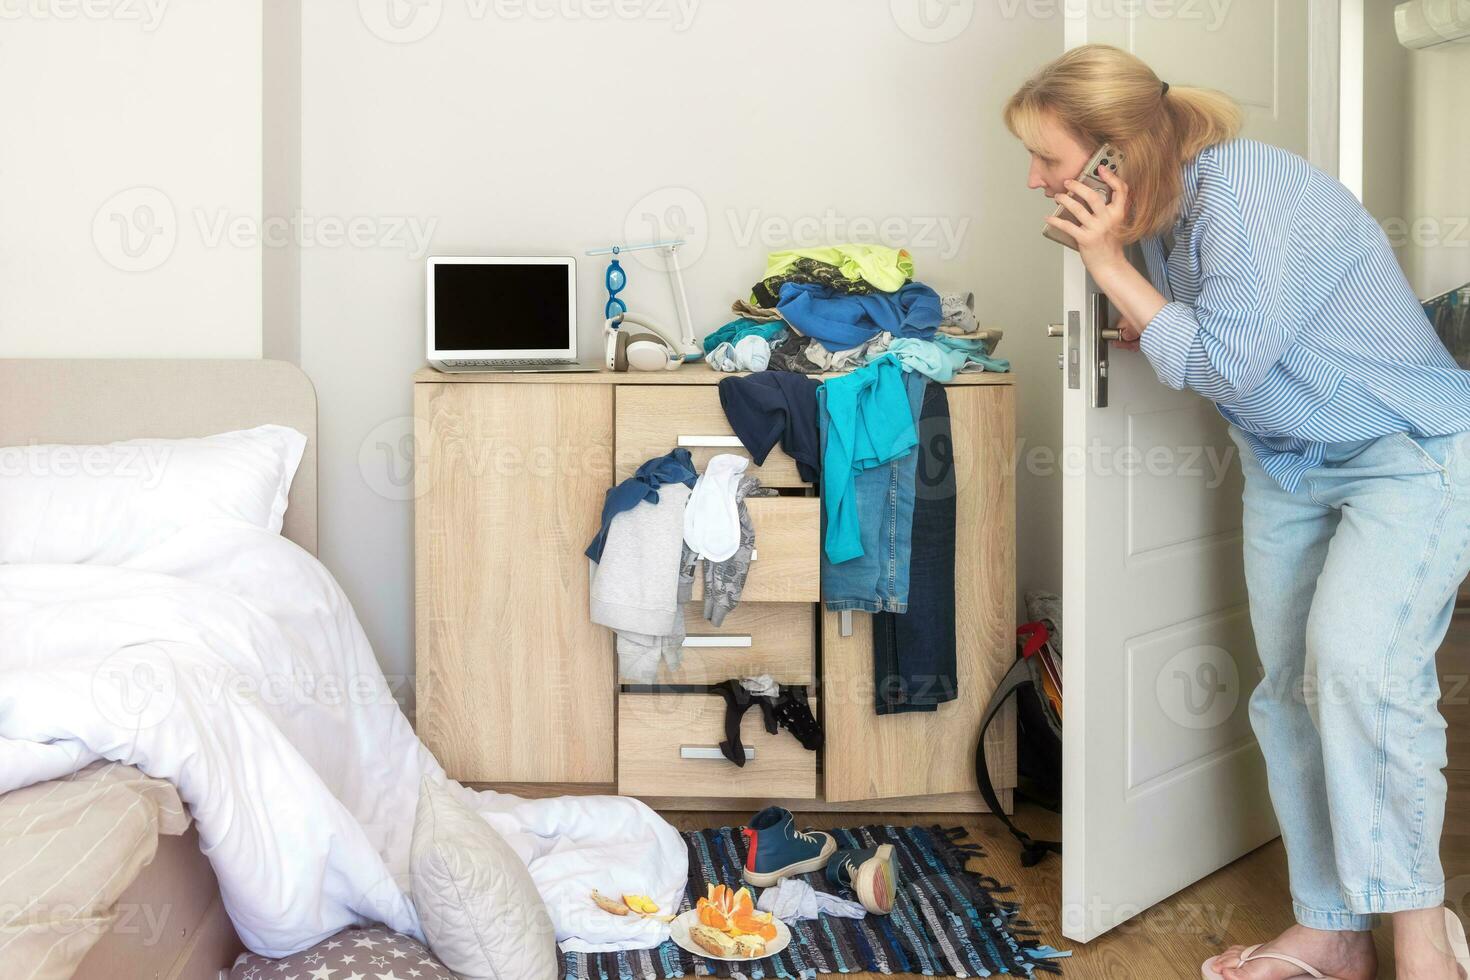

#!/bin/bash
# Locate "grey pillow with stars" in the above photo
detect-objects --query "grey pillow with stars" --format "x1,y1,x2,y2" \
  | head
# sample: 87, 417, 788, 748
230, 925, 456, 980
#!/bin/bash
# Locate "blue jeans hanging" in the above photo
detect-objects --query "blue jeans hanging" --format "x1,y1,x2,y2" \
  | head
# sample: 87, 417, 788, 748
873, 380, 957, 714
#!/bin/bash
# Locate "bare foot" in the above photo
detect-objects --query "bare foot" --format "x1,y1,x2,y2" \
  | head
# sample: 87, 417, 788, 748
1392, 908, 1465, 980
1206, 924, 1375, 980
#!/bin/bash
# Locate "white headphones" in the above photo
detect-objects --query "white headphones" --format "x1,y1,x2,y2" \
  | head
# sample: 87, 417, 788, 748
604, 313, 698, 372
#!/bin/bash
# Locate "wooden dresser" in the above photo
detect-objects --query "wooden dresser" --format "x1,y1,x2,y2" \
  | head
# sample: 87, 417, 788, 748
413, 364, 1017, 812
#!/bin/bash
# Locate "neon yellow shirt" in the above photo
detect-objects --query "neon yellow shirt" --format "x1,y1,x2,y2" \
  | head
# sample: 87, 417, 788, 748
763, 245, 914, 293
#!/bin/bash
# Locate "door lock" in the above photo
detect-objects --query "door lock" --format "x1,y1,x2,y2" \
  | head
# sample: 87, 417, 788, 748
1049, 310, 1112, 397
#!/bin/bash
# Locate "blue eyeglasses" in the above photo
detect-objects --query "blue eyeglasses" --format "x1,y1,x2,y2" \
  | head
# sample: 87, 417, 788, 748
605, 252, 627, 322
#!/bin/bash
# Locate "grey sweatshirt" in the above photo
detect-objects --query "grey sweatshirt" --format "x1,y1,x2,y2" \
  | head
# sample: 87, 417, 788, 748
589, 482, 691, 683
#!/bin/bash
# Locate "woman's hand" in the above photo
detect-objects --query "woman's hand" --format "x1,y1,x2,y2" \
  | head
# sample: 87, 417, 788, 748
1044, 166, 1130, 276
1113, 315, 1142, 351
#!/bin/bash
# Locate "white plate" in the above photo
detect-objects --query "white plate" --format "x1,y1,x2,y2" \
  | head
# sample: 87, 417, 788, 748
669, 908, 791, 962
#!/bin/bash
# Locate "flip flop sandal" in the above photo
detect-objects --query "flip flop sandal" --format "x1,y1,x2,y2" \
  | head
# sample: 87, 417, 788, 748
1201, 944, 1327, 980
1446, 907, 1470, 976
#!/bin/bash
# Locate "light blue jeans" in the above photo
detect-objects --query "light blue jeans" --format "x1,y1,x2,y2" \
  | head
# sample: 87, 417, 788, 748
819, 371, 927, 613
1233, 425, 1470, 929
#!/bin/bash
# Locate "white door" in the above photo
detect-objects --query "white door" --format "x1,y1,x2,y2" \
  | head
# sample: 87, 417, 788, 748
1058, 1, 1336, 943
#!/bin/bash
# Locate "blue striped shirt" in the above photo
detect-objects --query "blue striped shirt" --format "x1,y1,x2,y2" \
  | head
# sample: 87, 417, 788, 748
1138, 138, 1470, 491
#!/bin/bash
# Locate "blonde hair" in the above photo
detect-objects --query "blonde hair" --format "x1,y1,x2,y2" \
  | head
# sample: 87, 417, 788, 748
1004, 45, 1242, 242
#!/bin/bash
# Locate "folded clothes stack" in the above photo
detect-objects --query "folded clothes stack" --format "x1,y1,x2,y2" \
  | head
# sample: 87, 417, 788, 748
702, 244, 1009, 377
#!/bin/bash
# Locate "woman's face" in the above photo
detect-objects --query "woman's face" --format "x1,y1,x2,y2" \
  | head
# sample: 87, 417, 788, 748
1024, 111, 1095, 199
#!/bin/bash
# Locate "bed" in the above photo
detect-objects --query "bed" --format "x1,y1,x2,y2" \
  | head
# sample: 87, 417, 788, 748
0, 357, 688, 979
0, 358, 318, 980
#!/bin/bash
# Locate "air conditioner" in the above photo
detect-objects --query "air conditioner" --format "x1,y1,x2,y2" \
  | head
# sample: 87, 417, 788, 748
1396, 0, 1470, 48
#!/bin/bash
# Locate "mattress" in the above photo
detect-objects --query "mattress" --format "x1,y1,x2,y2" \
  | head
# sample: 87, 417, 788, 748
72, 822, 242, 980
0, 761, 197, 980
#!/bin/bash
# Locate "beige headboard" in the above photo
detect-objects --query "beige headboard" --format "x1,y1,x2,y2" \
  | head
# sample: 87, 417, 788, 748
0, 359, 318, 555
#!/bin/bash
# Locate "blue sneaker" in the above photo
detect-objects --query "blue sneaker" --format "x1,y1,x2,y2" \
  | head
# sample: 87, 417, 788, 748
740, 806, 836, 887
825, 844, 898, 914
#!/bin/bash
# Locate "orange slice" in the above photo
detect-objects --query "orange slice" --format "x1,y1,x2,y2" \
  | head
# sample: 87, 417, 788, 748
731, 887, 754, 915
698, 905, 731, 931
731, 911, 776, 939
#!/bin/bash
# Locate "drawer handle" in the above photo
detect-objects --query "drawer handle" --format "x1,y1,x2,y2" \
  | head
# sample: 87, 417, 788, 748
683, 634, 753, 649
677, 435, 743, 448
681, 745, 755, 761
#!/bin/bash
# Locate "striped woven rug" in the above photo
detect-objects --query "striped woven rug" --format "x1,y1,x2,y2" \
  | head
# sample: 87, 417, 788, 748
559, 823, 1063, 979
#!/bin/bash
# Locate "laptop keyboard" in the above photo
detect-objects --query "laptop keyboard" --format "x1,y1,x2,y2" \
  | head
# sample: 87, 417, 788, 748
444, 358, 570, 368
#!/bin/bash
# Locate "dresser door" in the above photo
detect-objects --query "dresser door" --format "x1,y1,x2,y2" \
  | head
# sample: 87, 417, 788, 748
415, 381, 615, 783
821, 384, 1016, 803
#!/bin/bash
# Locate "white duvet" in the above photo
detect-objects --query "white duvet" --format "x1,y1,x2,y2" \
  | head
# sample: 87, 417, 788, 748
0, 524, 688, 957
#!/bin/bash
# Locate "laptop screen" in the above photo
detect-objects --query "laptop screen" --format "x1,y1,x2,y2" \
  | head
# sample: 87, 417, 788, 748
432, 261, 572, 352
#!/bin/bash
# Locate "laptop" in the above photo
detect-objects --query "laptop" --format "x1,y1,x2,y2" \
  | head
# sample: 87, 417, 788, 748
427, 256, 596, 373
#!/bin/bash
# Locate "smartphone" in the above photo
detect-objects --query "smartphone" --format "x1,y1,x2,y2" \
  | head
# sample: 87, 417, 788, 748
1042, 142, 1124, 250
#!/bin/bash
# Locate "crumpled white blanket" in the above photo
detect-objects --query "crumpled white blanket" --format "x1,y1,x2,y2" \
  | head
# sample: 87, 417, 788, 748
755, 878, 867, 923
0, 524, 688, 956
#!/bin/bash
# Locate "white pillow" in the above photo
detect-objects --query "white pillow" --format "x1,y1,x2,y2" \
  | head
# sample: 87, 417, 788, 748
0, 425, 306, 565
410, 779, 559, 980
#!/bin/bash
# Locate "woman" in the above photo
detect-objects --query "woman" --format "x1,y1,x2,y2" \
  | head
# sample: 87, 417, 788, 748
1005, 45, 1470, 980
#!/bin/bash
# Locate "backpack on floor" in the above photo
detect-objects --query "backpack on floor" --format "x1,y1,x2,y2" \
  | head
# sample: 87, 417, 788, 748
973, 598, 1063, 867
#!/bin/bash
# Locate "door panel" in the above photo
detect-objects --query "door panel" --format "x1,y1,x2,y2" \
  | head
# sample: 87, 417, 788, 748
1083, 1, 1309, 153
1125, 404, 1245, 556
1060, 0, 1326, 943
1126, 607, 1258, 791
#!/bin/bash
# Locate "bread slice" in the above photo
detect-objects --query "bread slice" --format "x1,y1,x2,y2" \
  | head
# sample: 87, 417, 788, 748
688, 924, 739, 958
590, 889, 629, 915
734, 934, 768, 958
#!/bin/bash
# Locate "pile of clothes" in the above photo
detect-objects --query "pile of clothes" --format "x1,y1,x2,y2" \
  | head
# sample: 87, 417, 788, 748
585, 449, 770, 683
594, 245, 1008, 717
702, 244, 1009, 380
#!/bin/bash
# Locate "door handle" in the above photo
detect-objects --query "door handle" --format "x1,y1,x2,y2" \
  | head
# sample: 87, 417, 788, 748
1091, 292, 1111, 408
1049, 323, 1121, 339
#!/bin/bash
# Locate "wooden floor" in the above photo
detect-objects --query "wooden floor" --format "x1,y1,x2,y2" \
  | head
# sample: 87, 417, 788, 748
662, 608, 1470, 979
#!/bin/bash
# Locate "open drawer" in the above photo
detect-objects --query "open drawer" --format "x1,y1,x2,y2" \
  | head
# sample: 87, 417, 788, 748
688, 496, 818, 603
615, 385, 809, 487
617, 692, 818, 799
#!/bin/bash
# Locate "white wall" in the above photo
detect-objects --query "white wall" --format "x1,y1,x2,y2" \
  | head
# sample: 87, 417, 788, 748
0, 1, 263, 357
1401, 40, 1470, 299
300, 1, 1065, 692
1356, 0, 1469, 300
1359, 0, 1408, 234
